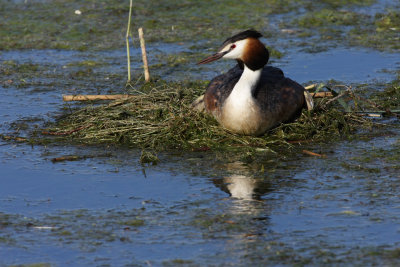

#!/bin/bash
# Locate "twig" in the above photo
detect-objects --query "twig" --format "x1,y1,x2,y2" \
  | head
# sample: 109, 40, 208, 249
63, 95, 132, 101
51, 155, 81, 163
138, 27, 150, 82
287, 140, 312, 144
349, 110, 400, 117
51, 153, 112, 163
0, 134, 27, 142
324, 90, 348, 106
302, 149, 326, 158
310, 92, 333, 98
305, 84, 319, 90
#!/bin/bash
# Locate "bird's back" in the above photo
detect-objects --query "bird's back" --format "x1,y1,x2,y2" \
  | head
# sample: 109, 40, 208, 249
254, 66, 305, 124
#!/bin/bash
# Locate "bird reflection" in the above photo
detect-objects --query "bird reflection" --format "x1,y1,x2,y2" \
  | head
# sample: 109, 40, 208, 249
225, 174, 257, 200
213, 161, 272, 201
212, 161, 272, 245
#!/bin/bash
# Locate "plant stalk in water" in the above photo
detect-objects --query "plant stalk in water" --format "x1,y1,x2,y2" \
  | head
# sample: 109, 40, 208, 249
126, 0, 133, 82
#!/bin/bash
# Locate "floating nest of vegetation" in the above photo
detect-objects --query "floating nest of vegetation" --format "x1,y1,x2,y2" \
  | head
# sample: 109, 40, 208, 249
40, 79, 399, 152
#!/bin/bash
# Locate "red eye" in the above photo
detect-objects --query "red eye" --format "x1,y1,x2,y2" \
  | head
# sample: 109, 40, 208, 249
230, 44, 236, 49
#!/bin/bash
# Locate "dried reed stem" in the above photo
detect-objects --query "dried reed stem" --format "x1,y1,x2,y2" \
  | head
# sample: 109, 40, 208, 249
310, 92, 333, 98
302, 150, 325, 157
138, 27, 150, 82
63, 95, 132, 101
305, 84, 318, 90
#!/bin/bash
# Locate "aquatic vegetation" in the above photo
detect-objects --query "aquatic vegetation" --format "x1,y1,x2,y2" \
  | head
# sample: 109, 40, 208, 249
295, 9, 364, 28
0, 0, 395, 52
39, 79, 389, 153
348, 9, 400, 51
369, 81, 400, 110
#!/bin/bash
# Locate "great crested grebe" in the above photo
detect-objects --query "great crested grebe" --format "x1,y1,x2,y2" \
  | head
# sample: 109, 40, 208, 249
195, 29, 305, 136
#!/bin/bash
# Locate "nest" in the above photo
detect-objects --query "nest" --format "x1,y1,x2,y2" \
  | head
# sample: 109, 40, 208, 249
42, 80, 392, 152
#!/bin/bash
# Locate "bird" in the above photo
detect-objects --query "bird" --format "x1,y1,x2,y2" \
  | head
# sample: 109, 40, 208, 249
194, 29, 305, 136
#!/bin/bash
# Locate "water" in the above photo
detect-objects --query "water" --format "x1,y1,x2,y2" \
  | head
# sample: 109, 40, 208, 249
197, 47, 400, 83
2, 45, 397, 87
1, 44, 400, 265
277, 48, 400, 83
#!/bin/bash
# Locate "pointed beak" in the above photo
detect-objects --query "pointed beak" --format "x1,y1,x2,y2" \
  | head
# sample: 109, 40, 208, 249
197, 51, 227, 65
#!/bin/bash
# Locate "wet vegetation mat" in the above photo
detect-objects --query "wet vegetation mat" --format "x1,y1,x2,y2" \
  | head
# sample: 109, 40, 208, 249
1, 0, 399, 51
36, 78, 400, 155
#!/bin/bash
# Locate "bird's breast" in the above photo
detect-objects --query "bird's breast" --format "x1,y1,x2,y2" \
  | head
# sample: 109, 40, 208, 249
219, 95, 271, 135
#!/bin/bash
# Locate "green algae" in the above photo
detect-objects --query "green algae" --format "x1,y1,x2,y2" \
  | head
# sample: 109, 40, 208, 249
140, 150, 159, 165
0, 0, 274, 50
348, 9, 400, 51
121, 219, 145, 227
2, 0, 397, 53
340, 162, 381, 174
0, 61, 40, 77
295, 9, 365, 28
283, 3, 400, 51
66, 60, 107, 67
371, 81, 400, 110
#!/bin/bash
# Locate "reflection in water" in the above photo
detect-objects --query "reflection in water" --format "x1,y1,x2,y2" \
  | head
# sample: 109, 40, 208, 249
219, 173, 273, 217
225, 174, 257, 200
213, 161, 273, 201
211, 162, 273, 259
212, 161, 275, 228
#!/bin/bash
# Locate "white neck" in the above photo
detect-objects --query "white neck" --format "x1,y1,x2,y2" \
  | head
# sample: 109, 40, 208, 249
228, 66, 262, 104
221, 66, 264, 135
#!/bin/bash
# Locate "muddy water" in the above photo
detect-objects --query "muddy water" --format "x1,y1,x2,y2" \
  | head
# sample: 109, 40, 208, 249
1, 44, 400, 266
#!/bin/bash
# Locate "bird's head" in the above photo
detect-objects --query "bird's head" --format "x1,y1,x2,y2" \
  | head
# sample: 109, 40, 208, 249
198, 29, 269, 71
